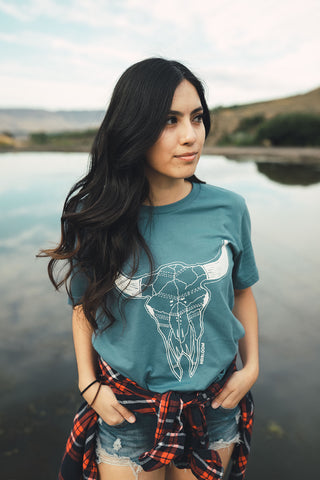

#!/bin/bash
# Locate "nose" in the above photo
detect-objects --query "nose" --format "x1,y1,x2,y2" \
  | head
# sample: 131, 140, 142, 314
179, 120, 196, 145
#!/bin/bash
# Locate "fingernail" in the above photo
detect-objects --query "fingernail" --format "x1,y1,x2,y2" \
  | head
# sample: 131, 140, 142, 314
128, 416, 136, 423
211, 402, 219, 409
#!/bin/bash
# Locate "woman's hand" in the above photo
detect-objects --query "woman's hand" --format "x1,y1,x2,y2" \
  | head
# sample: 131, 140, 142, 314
83, 383, 136, 426
211, 366, 258, 409
72, 306, 136, 426
211, 287, 259, 409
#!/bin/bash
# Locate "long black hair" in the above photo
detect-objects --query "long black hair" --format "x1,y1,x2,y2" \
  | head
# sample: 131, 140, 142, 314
39, 57, 211, 330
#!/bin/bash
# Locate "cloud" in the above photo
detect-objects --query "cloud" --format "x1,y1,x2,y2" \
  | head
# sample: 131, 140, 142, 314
0, 0, 153, 33
0, 0, 65, 22
0, 29, 141, 65
0, 0, 319, 108
0, 0, 31, 21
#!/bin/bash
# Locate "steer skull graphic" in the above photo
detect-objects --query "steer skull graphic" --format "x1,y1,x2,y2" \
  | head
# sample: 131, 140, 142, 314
115, 240, 229, 381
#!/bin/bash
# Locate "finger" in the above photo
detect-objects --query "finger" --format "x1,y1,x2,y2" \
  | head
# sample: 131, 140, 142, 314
211, 389, 232, 409
221, 396, 239, 409
114, 403, 136, 423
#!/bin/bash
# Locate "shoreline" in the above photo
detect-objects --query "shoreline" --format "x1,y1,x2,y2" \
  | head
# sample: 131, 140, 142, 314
202, 146, 320, 164
1, 145, 320, 164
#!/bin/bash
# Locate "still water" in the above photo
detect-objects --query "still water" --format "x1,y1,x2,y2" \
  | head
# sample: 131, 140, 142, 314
1, 152, 319, 479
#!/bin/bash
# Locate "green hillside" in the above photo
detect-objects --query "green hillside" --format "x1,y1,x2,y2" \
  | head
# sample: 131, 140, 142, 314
207, 86, 320, 147
1, 86, 320, 151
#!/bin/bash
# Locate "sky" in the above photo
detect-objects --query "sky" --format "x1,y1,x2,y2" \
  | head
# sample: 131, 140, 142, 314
0, 0, 319, 110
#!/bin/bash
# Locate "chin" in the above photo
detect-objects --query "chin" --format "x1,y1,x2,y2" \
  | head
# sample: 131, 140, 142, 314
182, 166, 198, 178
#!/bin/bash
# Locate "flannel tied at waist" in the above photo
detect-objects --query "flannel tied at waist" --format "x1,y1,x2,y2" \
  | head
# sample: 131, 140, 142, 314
58, 356, 254, 480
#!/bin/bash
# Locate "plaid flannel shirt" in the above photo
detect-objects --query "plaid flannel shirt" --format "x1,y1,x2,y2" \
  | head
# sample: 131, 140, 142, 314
58, 356, 254, 480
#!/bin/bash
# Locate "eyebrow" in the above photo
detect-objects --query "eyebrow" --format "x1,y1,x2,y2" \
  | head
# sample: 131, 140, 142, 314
168, 107, 203, 116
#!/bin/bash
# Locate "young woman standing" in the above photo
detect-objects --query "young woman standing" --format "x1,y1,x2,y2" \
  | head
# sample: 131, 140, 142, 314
41, 58, 259, 480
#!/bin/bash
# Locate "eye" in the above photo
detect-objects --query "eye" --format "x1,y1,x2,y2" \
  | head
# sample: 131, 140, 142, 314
193, 113, 204, 123
166, 116, 177, 125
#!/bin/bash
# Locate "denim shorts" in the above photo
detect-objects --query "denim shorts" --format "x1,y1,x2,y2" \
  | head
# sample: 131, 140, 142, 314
96, 403, 241, 475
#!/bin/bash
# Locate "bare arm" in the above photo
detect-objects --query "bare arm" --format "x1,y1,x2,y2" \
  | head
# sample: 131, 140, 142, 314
211, 286, 259, 408
234, 287, 259, 376
72, 305, 98, 391
72, 305, 136, 424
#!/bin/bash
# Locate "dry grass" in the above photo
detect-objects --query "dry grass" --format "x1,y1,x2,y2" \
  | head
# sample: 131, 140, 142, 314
207, 87, 320, 145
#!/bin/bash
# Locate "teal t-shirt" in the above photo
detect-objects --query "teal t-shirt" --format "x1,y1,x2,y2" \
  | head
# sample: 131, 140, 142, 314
69, 182, 259, 393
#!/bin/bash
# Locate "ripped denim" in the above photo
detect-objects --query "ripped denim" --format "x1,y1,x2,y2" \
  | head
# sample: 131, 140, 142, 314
96, 405, 242, 477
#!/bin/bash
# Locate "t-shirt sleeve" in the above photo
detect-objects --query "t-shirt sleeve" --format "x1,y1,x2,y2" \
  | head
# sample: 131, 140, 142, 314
67, 261, 89, 306
232, 202, 259, 289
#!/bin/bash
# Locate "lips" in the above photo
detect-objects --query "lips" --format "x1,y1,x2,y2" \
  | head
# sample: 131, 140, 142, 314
175, 152, 198, 161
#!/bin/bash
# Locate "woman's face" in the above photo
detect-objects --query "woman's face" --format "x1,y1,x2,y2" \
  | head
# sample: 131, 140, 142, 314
145, 80, 206, 186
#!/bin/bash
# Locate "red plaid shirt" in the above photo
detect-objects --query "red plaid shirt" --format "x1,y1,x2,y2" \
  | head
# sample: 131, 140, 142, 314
58, 357, 254, 480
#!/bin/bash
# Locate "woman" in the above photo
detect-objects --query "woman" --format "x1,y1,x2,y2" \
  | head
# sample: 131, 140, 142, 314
41, 58, 259, 480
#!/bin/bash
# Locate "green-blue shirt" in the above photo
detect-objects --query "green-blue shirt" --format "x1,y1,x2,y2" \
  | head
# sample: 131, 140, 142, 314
69, 182, 259, 393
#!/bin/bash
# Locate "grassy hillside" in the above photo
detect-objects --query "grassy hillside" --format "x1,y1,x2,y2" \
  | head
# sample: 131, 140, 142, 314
207, 86, 320, 146
28, 129, 97, 151
1, 86, 319, 151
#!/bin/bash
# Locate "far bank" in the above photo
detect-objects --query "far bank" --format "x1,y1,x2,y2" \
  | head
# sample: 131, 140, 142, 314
1, 145, 320, 164
202, 146, 320, 164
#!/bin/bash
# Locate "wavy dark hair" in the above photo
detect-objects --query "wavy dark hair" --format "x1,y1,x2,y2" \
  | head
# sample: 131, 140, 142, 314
38, 57, 211, 330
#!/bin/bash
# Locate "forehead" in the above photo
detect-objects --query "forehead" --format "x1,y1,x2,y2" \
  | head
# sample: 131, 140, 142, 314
170, 80, 202, 110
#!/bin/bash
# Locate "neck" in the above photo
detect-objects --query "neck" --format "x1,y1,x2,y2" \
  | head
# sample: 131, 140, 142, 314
144, 178, 192, 206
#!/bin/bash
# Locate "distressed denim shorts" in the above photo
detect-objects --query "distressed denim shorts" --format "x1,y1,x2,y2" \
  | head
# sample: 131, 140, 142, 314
96, 403, 241, 476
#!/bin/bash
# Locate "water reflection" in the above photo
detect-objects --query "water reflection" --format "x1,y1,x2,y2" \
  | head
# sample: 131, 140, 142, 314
224, 155, 320, 186
257, 162, 320, 186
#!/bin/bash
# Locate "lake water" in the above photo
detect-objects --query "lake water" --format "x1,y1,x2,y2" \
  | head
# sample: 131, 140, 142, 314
1, 152, 319, 479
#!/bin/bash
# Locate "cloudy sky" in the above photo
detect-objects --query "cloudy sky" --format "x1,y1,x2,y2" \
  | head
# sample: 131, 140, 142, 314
0, 0, 319, 110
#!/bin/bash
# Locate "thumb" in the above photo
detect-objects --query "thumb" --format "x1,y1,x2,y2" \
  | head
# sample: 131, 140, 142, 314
114, 403, 136, 423
211, 390, 229, 409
